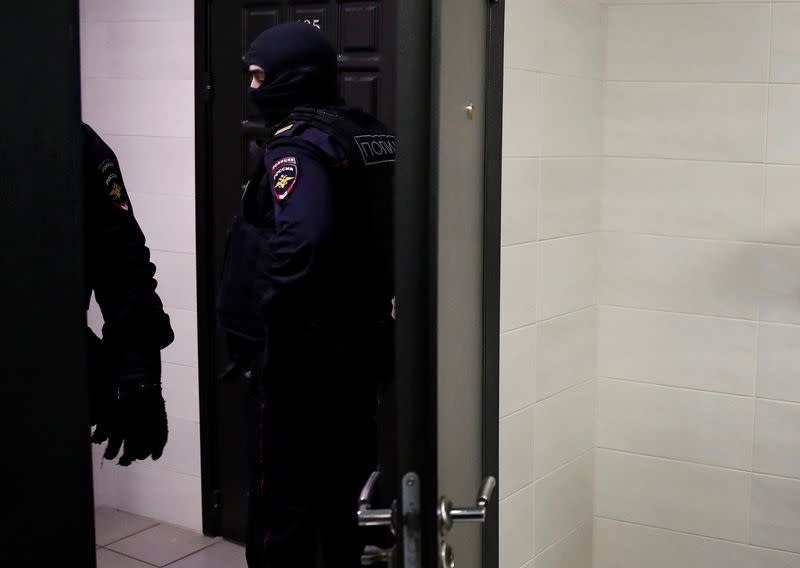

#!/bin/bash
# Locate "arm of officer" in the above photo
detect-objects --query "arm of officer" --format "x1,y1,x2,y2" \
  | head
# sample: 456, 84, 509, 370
260, 145, 334, 321
84, 134, 174, 353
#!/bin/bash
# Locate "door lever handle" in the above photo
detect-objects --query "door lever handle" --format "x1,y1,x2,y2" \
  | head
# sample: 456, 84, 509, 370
361, 545, 394, 566
358, 471, 395, 530
438, 476, 496, 535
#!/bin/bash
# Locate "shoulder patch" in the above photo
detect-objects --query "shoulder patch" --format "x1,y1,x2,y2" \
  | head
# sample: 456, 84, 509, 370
271, 156, 299, 202
98, 159, 130, 212
354, 134, 397, 166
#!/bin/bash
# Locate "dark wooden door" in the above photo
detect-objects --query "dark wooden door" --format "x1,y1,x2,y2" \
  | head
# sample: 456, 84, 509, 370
199, 0, 397, 542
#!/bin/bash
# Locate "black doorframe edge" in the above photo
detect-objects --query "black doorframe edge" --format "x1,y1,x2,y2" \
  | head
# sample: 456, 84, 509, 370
194, 0, 219, 537
395, 0, 438, 564
482, 1, 504, 567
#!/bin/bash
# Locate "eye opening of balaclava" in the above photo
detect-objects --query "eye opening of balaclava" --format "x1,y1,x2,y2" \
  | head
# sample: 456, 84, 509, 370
246, 22, 341, 127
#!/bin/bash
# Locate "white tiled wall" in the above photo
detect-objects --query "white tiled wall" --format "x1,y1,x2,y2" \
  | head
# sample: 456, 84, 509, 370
596, 0, 800, 564
500, 0, 605, 566
80, 0, 200, 531
502, 0, 800, 566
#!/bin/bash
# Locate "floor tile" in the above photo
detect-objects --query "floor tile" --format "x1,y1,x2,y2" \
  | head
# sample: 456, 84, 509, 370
96, 548, 153, 568
166, 540, 246, 568
95, 507, 159, 546
107, 524, 219, 567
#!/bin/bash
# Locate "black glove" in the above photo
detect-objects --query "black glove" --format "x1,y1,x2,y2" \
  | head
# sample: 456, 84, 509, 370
91, 349, 168, 466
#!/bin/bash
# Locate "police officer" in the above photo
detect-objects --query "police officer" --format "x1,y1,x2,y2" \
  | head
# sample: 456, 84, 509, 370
82, 122, 174, 466
219, 22, 395, 568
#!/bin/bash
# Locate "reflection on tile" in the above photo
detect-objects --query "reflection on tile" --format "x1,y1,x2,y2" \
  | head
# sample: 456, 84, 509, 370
108, 524, 218, 567
94, 507, 158, 546
167, 540, 247, 568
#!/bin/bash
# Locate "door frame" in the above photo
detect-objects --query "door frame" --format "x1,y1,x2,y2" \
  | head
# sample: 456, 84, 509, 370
194, 0, 218, 536
193, 4, 504, 559
482, 1, 504, 567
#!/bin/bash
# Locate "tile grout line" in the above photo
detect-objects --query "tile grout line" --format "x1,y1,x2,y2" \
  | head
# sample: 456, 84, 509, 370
596, 446, 800, 482
748, 0, 775, 546
594, 515, 800, 556
99, 521, 162, 548
161, 539, 224, 566
501, 377, 597, 421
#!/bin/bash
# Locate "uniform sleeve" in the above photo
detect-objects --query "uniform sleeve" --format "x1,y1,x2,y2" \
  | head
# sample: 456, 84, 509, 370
84, 132, 174, 351
257, 144, 334, 323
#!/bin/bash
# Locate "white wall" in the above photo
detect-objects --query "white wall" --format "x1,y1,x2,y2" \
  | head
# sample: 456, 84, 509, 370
80, 0, 201, 531
596, 1, 800, 565
499, 1, 606, 566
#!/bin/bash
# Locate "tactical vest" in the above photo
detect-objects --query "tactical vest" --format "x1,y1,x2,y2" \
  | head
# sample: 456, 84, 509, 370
216, 106, 396, 349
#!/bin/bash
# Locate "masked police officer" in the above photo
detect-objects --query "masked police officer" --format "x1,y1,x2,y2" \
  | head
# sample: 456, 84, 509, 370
217, 22, 395, 568
82, 122, 174, 467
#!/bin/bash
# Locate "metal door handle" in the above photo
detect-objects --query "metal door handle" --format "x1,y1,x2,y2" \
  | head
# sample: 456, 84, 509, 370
438, 476, 496, 535
358, 471, 395, 529
361, 545, 394, 566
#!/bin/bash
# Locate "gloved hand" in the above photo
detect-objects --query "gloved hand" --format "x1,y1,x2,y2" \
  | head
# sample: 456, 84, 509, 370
91, 349, 168, 466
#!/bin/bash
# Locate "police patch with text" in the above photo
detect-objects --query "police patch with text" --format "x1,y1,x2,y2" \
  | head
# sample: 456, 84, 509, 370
98, 159, 130, 212
354, 135, 397, 166
271, 156, 299, 201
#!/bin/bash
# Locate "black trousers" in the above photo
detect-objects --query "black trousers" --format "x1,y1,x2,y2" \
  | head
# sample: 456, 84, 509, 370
245, 376, 378, 568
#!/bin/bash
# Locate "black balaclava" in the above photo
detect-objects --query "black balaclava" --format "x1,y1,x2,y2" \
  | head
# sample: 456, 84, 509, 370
246, 22, 341, 127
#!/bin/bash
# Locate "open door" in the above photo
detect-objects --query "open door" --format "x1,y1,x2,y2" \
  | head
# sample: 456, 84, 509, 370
377, 1, 502, 567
